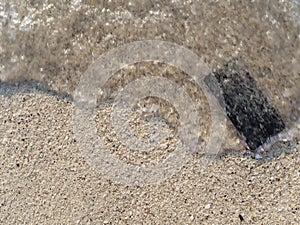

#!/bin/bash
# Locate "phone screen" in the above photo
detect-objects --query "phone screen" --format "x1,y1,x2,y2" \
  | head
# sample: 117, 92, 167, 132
210, 59, 285, 151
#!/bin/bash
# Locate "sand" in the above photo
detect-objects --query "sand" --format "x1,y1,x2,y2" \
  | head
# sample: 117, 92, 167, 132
0, 89, 299, 224
0, 0, 299, 224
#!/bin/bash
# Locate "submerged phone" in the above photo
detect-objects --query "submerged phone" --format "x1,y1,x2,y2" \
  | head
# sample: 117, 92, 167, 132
208, 59, 285, 151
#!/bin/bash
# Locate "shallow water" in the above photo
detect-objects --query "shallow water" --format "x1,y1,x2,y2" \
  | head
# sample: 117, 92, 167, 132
1, 0, 299, 151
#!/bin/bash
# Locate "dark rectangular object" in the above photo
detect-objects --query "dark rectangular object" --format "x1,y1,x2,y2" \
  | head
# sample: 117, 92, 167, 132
211, 59, 285, 151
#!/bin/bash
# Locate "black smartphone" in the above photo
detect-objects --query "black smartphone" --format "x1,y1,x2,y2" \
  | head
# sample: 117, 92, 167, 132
208, 59, 285, 151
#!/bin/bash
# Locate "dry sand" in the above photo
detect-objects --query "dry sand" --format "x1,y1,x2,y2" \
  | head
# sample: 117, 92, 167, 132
0, 88, 299, 224
0, 0, 299, 224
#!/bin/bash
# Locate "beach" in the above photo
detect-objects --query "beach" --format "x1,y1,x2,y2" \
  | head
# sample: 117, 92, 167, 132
0, 0, 299, 224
